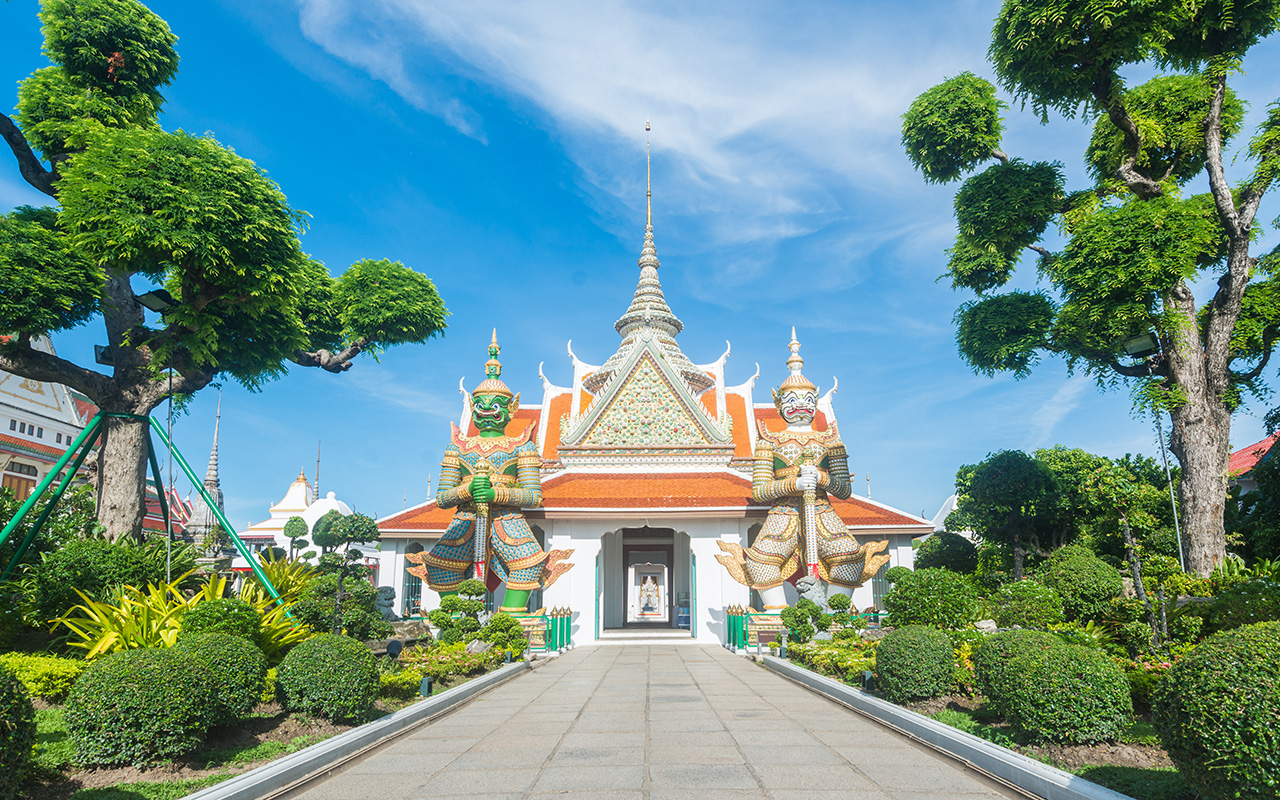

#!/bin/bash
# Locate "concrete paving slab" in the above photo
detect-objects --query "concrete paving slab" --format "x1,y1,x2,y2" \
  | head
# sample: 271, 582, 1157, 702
290, 645, 1027, 800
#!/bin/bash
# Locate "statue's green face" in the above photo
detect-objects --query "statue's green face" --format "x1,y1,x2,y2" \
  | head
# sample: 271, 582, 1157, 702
472, 393, 511, 433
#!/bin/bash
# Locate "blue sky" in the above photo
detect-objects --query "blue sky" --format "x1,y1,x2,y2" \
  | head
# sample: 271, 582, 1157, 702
3, 1, 1279, 529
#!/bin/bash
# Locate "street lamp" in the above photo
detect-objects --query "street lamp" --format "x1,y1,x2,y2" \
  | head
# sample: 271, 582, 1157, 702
136, 289, 177, 313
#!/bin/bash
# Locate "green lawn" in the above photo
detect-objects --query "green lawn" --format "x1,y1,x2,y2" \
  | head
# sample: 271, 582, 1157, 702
927, 707, 1195, 800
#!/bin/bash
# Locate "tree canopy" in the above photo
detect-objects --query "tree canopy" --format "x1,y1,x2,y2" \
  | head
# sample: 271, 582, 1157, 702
0, 0, 449, 540
903, 0, 1280, 575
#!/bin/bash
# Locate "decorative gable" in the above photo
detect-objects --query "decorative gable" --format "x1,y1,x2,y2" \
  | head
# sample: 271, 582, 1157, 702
581, 355, 709, 447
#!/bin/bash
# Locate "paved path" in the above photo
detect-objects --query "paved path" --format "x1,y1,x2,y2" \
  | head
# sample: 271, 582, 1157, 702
293, 645, 1023, 800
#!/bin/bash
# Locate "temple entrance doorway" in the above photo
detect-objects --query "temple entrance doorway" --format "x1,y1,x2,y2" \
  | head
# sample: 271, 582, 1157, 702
600, 526, 690, 631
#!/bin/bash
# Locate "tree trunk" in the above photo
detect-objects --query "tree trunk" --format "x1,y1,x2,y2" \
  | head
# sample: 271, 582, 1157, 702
1121, 514, 1159, 648
94, 412, 151, 542
1166, 383, 1230, 577
1011, 529, 1025, 581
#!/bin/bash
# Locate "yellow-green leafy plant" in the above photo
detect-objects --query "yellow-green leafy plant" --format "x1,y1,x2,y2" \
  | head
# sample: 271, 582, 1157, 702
201, 566, 316, 663
0, 652, 84, 700
56, 573, 199, 658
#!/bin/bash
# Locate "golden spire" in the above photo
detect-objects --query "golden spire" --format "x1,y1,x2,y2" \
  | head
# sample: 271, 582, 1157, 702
646, 119, 652, 228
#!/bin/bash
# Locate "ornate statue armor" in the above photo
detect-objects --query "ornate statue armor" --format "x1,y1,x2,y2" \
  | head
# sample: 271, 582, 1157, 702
717, 330, 889, 607
406, 332, 572, 613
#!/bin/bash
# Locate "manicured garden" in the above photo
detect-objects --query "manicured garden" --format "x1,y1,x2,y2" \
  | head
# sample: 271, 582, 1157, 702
0, 504, 523, 800
777, 533, 1280, 800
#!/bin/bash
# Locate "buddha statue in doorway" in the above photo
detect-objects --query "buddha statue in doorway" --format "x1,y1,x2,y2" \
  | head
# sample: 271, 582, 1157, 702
405, 331, 572, 613
716, 329, 889, 610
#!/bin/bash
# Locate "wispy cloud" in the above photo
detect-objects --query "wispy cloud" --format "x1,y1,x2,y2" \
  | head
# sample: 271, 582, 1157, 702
1023, 374, 1090, 450
288, 0, 994, 296
340, 363, 459, 419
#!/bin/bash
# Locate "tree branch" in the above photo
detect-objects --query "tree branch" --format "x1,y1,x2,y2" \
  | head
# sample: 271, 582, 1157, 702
0, 340, 112, 400
1230, 326, 1280, 382
0, 111, 56, 198
991, 148, 1009, 164
1203, 73, 1243, 240
293, 337, 371, 373
1091, 77, 1165, 200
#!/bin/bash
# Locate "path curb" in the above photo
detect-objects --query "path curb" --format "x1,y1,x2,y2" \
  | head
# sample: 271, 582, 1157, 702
762, 655, 1131, 800
182, 659, 530, 800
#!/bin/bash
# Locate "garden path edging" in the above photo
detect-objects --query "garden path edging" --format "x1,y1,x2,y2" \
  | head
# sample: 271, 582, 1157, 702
181, 659, 531, 800
761, 655, 1131, 800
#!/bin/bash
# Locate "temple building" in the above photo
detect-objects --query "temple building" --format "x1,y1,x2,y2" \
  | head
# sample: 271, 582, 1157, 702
377, 180, 931, 642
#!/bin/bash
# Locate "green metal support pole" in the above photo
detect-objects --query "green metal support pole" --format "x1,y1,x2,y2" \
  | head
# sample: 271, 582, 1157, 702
148, 417, 286, 607
146, 438, 173, 541
0, 420, 104, 581
0, 414, 103, 553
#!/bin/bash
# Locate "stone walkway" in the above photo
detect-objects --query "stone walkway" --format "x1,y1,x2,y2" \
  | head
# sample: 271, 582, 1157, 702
293, 645, 1023, 800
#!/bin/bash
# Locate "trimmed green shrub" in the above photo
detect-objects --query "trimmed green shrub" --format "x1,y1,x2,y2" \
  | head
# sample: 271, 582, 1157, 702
1204, 579, 1280, 635
292, 574, 393, 641
827, 593, 852, 612
1037, 545, 1122, 622
172, 632, 268, 724
997, 643, 1132, 743
1153, 621, 1280, 800
379, 668, 425, 700
874, 625, 954, 703
882, 568, 980, 629
180, 598, 260, 641
0, 652, 83, 700
0, 666, 36, 800
260, 667, 278, 705
277, 633, 377, 721
477, 612, 527, 654
915, 532, 979, 574
973, 629, 1061, 715
990, 579, 1064, 629
33, 539, 194, 621
65, 648, 215, 765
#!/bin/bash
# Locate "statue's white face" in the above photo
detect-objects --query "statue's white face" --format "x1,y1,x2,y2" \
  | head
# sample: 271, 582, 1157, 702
779, 389, 817, 426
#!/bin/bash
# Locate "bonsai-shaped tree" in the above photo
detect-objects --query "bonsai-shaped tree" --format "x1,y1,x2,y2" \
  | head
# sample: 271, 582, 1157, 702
0, 0, 448, 542
282, 515, 311, 560
427, 578, 485, 644
302, 511, 382, 636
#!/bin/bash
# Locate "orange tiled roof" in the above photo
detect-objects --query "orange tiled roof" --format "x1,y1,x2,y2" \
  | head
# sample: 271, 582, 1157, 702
541, 471, 755, 508
541, 392, 572, 459
463, 408, 540, 439
726, 393, 751, 457
1230, 432, 1280, 476
0, 432, 72, 461
380, 501, 455, 532
73, 397, 99, 425
754, 406, 829, 433
379, 473, 928, 530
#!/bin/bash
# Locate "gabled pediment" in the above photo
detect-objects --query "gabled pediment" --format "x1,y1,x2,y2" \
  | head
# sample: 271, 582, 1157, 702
560, 338, 730, 452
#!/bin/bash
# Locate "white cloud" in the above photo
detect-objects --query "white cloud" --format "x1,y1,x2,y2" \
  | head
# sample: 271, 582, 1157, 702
1023, 374, 1090, 450
288, 0, 994, 291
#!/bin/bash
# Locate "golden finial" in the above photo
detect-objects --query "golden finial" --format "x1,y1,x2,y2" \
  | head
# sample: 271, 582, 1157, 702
474, 329, 514, 399
646, 119, 652, 228
776, 327, 816, 394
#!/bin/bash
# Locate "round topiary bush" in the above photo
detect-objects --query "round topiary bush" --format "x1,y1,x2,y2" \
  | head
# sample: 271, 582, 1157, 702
882, 567, 980, 629
1037, 545, 1122, 622
180, 598, 261, 641
64, 648, 215, 766
277, 633, 377, 721
972, 628, 1061, 715
1203, 579, 1280, 635
996, 643, 1132, 743
915, 532, 979, 574
172, 632, 268, 724
874, 625, 955, 703
990, 579, 1064, 629
1153, 621, 1280, 800
0, 666, 36, 800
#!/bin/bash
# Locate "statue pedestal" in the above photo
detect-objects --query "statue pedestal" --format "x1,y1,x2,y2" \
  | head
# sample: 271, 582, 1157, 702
746, 611, 785, 647
510, 609, 549, 652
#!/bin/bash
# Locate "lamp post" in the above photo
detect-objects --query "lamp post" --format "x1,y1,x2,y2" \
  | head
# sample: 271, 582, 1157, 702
1122, 334, 1186, 572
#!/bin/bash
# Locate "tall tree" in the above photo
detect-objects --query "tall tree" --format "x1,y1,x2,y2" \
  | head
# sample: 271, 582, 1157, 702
0, 0, 448, 541
948, 449, 1058, 580
902, 1, 1280, 576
